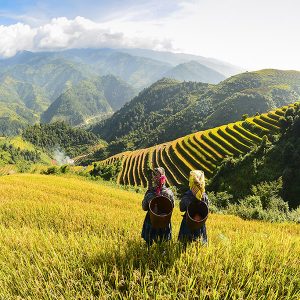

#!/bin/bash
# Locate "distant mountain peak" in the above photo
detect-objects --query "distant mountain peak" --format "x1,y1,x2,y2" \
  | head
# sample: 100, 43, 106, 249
163, 60, 226, 84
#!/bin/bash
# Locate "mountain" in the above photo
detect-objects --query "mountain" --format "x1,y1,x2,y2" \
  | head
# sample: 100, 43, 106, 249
41, 75, 136, 126
0, 54, 99, 135
90, 78, 211, 149
119, 48, 243, 77
163, 61, 226, 83
91, 70, 300, 155
199, 69, 300, 128
0, 48, 242, 90
45, 48, 241, 85
0, 55, 95, 102
0, 47, 241, 135
0, 49, 172, 90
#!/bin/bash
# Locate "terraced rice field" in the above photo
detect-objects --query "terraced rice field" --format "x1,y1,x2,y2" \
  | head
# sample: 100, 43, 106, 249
0, 165, 16, 176
100, 104, 297, 187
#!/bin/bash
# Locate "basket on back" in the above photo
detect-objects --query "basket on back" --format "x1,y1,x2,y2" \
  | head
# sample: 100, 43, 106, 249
149, 196, 173, 229
186, 200, 209, 230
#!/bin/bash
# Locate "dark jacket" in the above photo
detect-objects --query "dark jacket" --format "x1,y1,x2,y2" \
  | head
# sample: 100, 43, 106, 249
142, 186, 174, 211
141, 185, 174, 246
180, 190, 209, 212
178, 190, 209, 244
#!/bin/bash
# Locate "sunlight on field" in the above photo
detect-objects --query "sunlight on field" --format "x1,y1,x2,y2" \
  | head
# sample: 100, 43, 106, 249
0, 174, 299, 299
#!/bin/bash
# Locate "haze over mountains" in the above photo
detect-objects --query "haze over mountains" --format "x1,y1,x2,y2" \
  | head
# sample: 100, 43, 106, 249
0, 48, 242, 134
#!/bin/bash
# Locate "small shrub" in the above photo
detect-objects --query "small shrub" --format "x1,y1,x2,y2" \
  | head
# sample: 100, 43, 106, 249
207, 191, 234, 210
288, 207, 300, 223
60, 165, 70, 174
42, 166, 60, 175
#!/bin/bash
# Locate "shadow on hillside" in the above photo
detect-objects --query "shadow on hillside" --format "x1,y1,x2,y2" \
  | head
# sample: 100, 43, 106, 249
84, 239, 184, 295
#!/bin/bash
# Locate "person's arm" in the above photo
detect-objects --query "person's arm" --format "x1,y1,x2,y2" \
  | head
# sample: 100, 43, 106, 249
166, 189, 175, 207
142, 189, 154, 211
203, 193, 209, 207
179, 192, 190, 212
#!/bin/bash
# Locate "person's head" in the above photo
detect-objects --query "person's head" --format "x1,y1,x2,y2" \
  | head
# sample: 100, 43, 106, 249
189, 170, 205, 200
151, 167, 166, 186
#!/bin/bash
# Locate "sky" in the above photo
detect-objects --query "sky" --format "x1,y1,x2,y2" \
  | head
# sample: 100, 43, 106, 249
0, 0, 299, 70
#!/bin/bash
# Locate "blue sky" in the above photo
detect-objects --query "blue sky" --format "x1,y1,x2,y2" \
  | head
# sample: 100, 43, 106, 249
0, 0, 181, 24
0, 0, 300, 71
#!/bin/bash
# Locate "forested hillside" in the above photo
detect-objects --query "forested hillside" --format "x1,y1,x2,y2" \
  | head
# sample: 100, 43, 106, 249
92, 70, 300, 155
41, 75, 135, 126
0, 54, 97, 134
22, 122, 100, 157
90, 78, 211, 153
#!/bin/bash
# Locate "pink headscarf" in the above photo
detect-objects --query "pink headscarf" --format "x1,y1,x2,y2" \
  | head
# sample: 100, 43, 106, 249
152, 167, 167, 196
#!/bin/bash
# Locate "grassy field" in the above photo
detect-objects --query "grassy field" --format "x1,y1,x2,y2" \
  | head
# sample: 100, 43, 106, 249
0, 174, 299, 299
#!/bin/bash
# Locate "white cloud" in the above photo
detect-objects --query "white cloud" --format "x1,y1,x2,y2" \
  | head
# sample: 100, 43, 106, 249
0, 16, 174, 58
0, 23, 36, 57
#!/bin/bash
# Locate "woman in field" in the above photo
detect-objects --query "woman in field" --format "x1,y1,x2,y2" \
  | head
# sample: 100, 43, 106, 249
141, 167, 174, 246
178, 170, 208, 245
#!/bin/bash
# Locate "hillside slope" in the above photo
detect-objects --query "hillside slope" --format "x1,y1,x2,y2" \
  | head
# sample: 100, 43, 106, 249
119, 48, 243, 76
41, 75, 135, 126
208, 103, 300, 208
0, 48, 240, 135
91, 78, 211, 147
22, 122, 99, 157
0, 136, 51, 174
92, 70, 300, 154
94, 103, 299, 207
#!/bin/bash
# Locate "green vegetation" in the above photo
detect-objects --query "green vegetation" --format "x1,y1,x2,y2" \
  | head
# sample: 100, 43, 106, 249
0, 51, 141, 132
208, 103, 300, 209
0, 136, 51, 173
90, 159, 122, 181
91, 78, 211, 154
0, 48, 234, 134
0, 174, 299, 299
41, 75, 136, 126
22, 122, 100, 157
92, 70, 300, 156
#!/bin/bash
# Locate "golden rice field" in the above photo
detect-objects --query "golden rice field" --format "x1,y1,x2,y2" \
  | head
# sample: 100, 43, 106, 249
0, 174, 299, 299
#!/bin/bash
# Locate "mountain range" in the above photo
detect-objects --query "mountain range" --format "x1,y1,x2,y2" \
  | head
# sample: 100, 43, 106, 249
0, 48, 241, 135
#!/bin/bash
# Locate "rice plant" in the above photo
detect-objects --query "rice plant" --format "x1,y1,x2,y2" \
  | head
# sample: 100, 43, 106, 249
0, 174, 299, 299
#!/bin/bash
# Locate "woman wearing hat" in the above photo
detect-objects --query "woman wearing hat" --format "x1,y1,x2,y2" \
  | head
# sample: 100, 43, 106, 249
141, 167, 174, 246
178, 170, 209, 245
